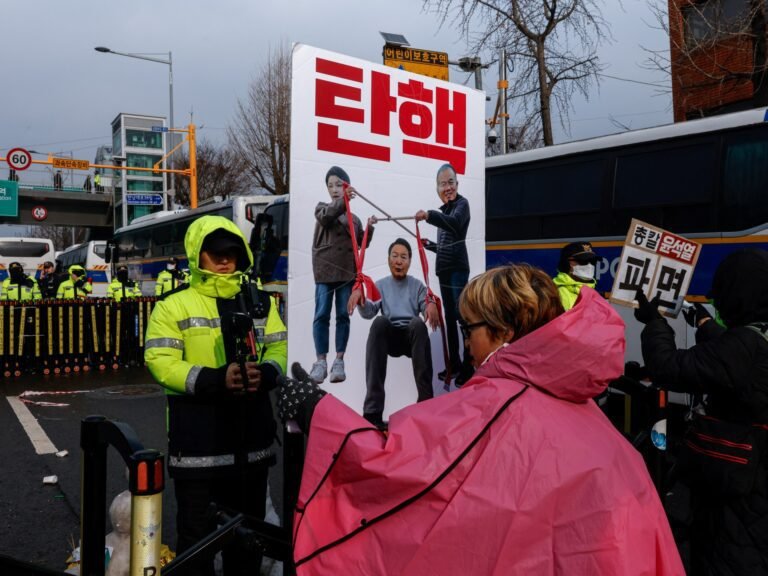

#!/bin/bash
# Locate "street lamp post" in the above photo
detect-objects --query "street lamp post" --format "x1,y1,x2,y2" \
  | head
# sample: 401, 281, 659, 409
94, 46, 175, 200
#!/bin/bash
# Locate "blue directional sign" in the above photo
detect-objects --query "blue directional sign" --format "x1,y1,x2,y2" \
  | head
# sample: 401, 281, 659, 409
125, 193, 164, 206
151, 126, 169, 133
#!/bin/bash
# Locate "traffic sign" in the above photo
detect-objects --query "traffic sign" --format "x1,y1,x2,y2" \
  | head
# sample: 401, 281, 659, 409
151, 126, 169, 133
6, 148, 32, 171
126, 193, 164, 206
383, 46, 449, 81
52, 158, 90, 171
32, 205, 48, 221
0, 179, 19, 217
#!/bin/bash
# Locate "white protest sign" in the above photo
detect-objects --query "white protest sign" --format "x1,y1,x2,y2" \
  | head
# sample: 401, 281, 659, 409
610, 219, 702, 317
288, 44, 486, 418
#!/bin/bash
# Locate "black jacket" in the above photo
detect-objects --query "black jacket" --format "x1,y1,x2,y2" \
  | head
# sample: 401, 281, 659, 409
641, 249, 768, 575
425, 194, 470, 276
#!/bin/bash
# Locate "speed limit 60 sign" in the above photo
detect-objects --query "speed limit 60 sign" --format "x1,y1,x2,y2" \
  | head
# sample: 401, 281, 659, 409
7, 148, 32, 171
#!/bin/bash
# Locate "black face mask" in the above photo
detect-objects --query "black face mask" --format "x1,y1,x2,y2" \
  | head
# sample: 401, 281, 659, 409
9, 268, 24, 283
117, 270, 128, 283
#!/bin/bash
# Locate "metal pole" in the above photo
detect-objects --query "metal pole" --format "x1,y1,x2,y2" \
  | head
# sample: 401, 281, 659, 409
353, 189, 416, 238
189, 124, 198, 209
81, 415, 108, 576
474, 66, 483, 91
168, 51, 174, 208
500, 48, 508, 154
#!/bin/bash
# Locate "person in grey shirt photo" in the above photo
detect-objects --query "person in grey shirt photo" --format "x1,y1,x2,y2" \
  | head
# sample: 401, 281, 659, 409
348, 238, 439, 429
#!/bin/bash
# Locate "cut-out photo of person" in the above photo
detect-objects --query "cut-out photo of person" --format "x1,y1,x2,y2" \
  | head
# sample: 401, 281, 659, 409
348, 238, 439, 429
309, 166, 375, 385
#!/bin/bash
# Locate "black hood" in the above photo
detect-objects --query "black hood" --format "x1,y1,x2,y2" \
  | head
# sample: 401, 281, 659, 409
711, 249, 768, 327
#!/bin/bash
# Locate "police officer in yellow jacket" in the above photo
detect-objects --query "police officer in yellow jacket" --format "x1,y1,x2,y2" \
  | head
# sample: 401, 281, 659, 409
1, 262, 41, 301
155, 256, 188, 296
144, 215, 287, 576
552, 242, 602, 310
108, 265, 141, 301
56, 264, 93, 299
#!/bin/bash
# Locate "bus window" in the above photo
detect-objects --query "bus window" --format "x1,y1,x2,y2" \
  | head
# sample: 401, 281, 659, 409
0, 240, 52, 257
612, 142, 718, 233
722, 131, 768, 231
486, 159, 603, 240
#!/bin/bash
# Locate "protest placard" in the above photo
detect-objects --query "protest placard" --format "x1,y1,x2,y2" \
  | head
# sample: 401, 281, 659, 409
610, 219, 702, 317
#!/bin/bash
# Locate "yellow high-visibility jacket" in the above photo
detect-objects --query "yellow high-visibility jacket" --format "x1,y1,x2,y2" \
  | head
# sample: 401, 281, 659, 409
56, 265, 93, 299
553, 271, 596, 311
144, 215, 287, 477
1, 276, 41, 301
155, 269, 189, 296
108, 279, 141, 301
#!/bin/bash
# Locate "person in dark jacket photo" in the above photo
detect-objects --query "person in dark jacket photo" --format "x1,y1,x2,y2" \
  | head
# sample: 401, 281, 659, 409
415, 163, 472, 386
635, 248, 768, 576
309, 166, 374, 385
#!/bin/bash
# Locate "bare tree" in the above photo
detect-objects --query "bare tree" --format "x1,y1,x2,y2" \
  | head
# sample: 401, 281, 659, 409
172, 139, 249, 206
645, 0, 768, 119
228, 45, 290, 195
30, 225, 89, 252
425, 0, 609, 146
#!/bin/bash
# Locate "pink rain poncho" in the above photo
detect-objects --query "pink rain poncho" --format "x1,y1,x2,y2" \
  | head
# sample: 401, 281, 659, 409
293, 289, 684, 575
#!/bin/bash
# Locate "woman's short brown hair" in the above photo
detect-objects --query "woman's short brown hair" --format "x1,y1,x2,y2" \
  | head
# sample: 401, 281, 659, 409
459, 264, 564, 341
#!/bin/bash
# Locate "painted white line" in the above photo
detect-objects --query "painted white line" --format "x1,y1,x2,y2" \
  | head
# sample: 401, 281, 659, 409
6, 396, 58, 455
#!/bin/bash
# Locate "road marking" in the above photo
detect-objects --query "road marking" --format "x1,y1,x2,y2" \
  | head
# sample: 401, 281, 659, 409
7, 396, 58, 455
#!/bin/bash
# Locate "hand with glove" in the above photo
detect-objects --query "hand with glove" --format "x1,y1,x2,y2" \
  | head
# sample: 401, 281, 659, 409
74, 277, 86, 289
420, 238, 437, 252
277, 362, 327, 433
682, 302, 713, 328
634, 290, 662, 324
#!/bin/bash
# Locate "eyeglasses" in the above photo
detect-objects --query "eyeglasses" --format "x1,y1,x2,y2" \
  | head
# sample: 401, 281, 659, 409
459, 320, 487, 339
438, 179, 456, 188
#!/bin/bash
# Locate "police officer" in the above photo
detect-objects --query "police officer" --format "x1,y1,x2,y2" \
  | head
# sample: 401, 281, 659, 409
553, 242, 603, 310
154, 257, 188, 296
108, 265, 141, 301
1, 262, 41, 301
56, 265, 92, 299
144, 215, 287, 576
38, 260, 59, 299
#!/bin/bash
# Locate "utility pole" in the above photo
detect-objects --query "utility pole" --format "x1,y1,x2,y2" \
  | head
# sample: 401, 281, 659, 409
499, 48, 508, 154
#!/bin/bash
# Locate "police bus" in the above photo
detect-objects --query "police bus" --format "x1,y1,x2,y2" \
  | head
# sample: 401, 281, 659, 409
0, 237, 55, 281
485, 107, 768, 359
485, 107, 768, 298
57, 240, 111, 297
110, 196, 274, 295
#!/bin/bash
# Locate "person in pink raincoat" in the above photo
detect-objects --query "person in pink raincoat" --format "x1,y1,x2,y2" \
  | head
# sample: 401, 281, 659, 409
277, 264, 684, 575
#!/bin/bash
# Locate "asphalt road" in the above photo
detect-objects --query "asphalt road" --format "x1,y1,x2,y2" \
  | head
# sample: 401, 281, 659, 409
0, 367, 288, 574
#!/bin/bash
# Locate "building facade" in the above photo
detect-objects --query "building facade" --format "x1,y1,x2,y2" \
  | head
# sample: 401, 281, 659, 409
669, 0, 768, 121
111, 113, 168, 229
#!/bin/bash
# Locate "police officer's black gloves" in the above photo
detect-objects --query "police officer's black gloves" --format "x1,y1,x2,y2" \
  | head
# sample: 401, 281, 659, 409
277, 362, 327, 433
683, 303, 713, 328
74, 277, 86, 289
634, 289, 662, 324
23, 277, 35, 288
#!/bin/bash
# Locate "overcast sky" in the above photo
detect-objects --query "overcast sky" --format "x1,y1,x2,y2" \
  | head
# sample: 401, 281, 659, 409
2, 0, 671, 189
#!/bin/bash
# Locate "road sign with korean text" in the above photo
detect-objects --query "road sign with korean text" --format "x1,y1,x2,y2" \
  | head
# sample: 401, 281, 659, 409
125, 193, 163, 206
383, 46, 449, 81
52, 158, 90, 171
610, 219, 702, 317
0, 179, 19, 217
